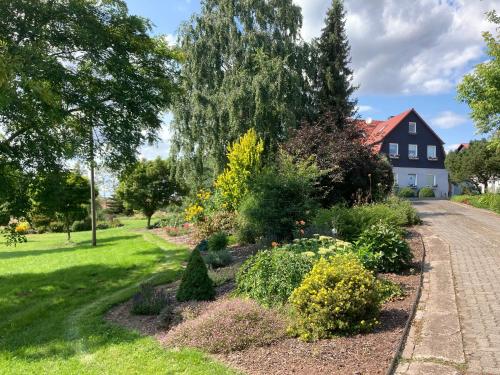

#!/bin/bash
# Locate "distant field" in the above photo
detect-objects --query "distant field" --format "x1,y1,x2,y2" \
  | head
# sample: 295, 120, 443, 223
0, 218, 235, 375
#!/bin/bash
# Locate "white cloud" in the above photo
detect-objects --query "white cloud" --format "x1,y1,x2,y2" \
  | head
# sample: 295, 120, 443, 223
432, 111, 468, 129
357, 105, 374, 113
444, 143, 461, 154
163, 34, 177, 46
293, 0, 498, 95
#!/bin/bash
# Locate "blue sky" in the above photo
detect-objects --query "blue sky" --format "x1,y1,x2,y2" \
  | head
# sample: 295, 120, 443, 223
125, 0, 498, 158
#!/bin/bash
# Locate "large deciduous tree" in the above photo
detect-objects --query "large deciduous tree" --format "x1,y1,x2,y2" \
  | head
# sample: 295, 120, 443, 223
457, 11, 499, 143
171, 0, 314, 182
117, 158, 185, 228
445, 140, 500, 192
31, 170, 91, 241
0, 0, 179, 245
315, 0, 357, 125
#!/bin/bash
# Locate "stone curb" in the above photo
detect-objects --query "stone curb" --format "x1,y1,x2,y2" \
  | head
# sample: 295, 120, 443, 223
386, 231, 427, 375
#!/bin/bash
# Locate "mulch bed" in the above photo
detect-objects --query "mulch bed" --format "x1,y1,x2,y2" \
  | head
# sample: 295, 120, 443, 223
106, 229, 424, 375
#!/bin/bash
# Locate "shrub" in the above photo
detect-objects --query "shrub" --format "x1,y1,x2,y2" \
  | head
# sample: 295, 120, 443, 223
165, 298, 287, 353
71, 218, 92, 232
15, 221, 30, 234
208, 265, 238, 287
397, 187, 415, 198
377, 278, 405, 302
194, 239, 209, 253
158, 303, 176, 329
385, 196, 421, 226
355, 222, 412, 273
279, 235, 352, 255
207, 231, 229, 252
237, 152, 318, 242
49, 221, 65, 233
204, 249, 233, 269
131, 282, 168, 315
418, 187, 435, 198
30, 214, 52, 230
452, 193, 500, 214
176, 248, 215, 302
96, 222, 110, 230
194, 210, 237, 240
289, 255, 381, 341
235, 249, 314, 307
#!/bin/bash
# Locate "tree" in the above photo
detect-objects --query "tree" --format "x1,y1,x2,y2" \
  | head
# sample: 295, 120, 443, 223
117, 158, 184, 228
214, 129, 264, 211
284, 113, 393, 206
171, 0, 314, 181
457, 11, 499, 141
31, 171, 91, 241
315, 0, 357, 125
445, 140, 500, 192
0, 0, 179, 245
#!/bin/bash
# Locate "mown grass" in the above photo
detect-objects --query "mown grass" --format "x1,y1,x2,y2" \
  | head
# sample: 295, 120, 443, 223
451, 193, 500, 214
0, 218, 236, 374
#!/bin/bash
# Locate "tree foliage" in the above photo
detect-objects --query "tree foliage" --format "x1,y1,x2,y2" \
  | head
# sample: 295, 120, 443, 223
171, 0, 314, 180
445, 139, 500, 191
214, 128, 264, 211
315, 0, 357, 123
117, 158, 185, 228
284, 113, 393, 206
457, 11, 499, 139
31, 170, 91, 241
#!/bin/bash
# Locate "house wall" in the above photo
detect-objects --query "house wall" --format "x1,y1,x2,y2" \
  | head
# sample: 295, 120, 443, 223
381, 111, 446, 169
393, 166, 449, 198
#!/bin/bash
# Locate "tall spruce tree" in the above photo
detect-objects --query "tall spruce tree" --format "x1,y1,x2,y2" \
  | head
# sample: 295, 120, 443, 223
316, 0, 357, 126
171, 0, 314, 182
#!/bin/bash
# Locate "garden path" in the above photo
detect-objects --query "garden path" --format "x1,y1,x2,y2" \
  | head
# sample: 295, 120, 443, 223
396, 200, 500, 375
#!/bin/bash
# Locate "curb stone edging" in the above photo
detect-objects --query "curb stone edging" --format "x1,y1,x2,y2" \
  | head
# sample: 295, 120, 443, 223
386, 232, 426, 375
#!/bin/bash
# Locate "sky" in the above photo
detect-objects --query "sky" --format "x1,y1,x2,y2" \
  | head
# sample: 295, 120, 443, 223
126, 0, 499, 158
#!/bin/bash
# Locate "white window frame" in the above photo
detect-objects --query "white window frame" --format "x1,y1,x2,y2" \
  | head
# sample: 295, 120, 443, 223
427, 145, 437, 160
408, 173, 417, 187
425, 174, 436, 187
389, 143, 399, 158
408, 144, 418, 159
394, 173, 399, 186
409, 122, 417, 134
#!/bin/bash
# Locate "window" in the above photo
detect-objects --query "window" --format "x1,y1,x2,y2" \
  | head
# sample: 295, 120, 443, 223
408, 144, 418, 159
409, 122, 417, 134
426, 174, 436, 187
427, 145, 437, 159
408, 173, 417, 186
389, 143, 399, 158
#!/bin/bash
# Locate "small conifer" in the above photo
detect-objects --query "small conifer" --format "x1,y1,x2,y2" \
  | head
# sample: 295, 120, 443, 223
176, 248, 216, 302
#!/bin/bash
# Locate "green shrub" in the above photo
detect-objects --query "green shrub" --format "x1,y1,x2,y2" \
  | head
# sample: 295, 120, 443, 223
194, 210, 237, 240
235, 249, 314, 307
49, 221, 65, 233
131, 282, 168, 315
397, 187, 415, 198
165, 298, 287, 354
289, 254, 381, 341
71, 218, 92, 232
194, 239, 209, 253
330, 198, 420, 241
452, 193, 500, 214
203, 249, 233, 269
176, 248, 215, 302
377, 278, 405, 302
208, 265, 238, 287
207, 231, 229, 252
418, 187, 435, 198
355, 222, 412, 273
31, 214, 52, 230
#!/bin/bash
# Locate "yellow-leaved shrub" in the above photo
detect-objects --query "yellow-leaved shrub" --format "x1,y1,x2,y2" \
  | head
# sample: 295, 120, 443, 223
289, 254, 381, 341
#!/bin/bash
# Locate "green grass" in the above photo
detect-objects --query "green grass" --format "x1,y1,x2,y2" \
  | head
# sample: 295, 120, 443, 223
451, 193, 500, 214
0, 219, 236, 374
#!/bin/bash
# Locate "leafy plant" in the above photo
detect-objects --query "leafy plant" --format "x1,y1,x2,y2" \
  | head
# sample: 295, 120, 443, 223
289, 254, 381, 341
207, 232, 229, 252
176, 248, 215, 302
1, 222, 28, 247
235, 249, 314, 307
71, 218, 92, 232
131, 282, 168, 315
377, 278, 405, 302
204, 250, 233, 269
194, 210, 237, 240
208, 265, 238, 287
418, 187, 435, 198
397, 187, 415, 198
355, 222, 412, 273
194, 239, 209, 253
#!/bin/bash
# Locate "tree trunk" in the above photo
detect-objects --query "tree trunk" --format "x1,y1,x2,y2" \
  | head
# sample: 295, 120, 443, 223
483, 179, 489, 193
89, 129, 97, 246
147, 215, 151, 229
66, 216, 71, 242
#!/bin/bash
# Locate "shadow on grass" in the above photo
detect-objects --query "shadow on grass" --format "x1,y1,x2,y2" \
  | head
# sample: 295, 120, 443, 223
0, 234, 142, 260
0, 248, 187, 361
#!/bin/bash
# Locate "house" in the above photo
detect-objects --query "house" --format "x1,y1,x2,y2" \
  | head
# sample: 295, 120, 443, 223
357, 108, 449, 198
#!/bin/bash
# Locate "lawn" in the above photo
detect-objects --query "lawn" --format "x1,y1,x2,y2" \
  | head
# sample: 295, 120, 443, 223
0, 219, 235, 375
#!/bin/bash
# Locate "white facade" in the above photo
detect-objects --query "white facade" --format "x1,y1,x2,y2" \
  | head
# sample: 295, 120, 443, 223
393, 167, 449, 198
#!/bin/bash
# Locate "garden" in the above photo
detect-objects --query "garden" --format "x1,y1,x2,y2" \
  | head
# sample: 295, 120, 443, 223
451, 193, 500, 214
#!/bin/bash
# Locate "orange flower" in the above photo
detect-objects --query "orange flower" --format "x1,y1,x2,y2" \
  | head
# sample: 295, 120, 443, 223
299, 220, 305, 226
271, 241, 279, 248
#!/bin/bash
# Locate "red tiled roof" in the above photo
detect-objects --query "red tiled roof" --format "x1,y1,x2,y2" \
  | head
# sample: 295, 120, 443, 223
355, 108, 444, 153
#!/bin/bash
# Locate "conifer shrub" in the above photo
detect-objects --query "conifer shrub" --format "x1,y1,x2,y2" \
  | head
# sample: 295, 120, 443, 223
289, 254, 381, 341
176, 248, 216, 302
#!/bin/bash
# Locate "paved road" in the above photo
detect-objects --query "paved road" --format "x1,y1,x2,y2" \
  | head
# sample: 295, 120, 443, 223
412, 200, 500, 374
